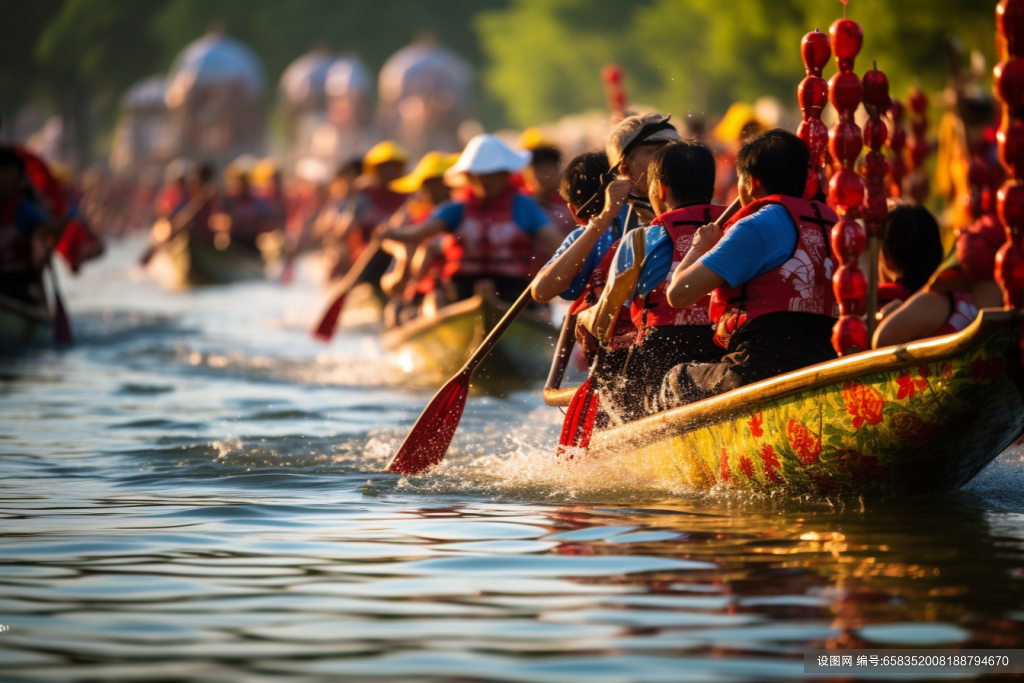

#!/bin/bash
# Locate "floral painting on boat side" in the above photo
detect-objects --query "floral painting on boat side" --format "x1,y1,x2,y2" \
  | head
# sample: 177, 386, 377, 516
655, 327, 1024, 495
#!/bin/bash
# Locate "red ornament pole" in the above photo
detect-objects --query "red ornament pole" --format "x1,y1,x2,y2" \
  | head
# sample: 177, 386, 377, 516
797, 29, 832, 200
907, 88, 932, 203
861, 62, 891, 337
994, 0, 1024, 310
887, 99, 908, 197
828, 17, 868, 355
601, 64, 628, 123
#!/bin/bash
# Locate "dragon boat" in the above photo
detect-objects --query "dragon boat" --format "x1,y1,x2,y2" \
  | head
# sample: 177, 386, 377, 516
149, 232, 266, 289
0, 293, 52, 353
543, 308, 1024, 496
382, 286, 557, 395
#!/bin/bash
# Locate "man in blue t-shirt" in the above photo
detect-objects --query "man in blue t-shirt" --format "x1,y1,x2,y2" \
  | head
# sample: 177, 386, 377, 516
657, 129, 839, 408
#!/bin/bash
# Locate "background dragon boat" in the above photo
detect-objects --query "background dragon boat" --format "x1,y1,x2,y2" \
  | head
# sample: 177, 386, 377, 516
544, 309, 1024, 496
382, 285, 557, 395
149, 231, 266, 289
0, 293, 52, 353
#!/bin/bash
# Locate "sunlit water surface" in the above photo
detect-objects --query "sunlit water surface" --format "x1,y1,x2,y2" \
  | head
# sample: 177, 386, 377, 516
3, 239, 1024, 682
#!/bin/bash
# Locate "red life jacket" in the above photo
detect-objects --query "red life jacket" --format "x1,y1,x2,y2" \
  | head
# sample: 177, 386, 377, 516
443, 188, 534, 279
0, 199, 33, 275
629, 204, 726, 341
568, 239, 636, 354
13, 145, 66, 217
708, 195, 838, 348
351, 186, 407, 257
877, 281, 913, 307
933, 291, 978, 337
55, 217, 104, 274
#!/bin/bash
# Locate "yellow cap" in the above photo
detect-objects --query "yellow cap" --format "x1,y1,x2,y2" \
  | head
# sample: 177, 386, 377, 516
251, 158, 279, 185
364, 140, 410, 170
518, 127, 557, 151
388, 151, 460, 193
712, 103, 765, 144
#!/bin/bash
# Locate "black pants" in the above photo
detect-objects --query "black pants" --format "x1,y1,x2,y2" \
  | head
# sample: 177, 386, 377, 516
600, 325, 723, 422
660, 312, 838, 409
450, 275, 532, 304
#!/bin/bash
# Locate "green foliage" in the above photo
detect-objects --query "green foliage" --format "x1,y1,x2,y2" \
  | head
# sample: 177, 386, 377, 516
35, 0, 168, 91
5, 0, 504, 130
478, 0, 999, 127
2, 0, 1005, 149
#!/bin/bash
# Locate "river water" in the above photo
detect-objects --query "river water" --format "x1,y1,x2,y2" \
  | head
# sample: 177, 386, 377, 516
3, 239, 1024, 682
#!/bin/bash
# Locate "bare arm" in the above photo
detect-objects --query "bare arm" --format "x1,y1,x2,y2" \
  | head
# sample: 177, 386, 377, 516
666, 221, 724, 308
666, 262, 724, 308
872, 290, 951, 348
379, 217, 448, 244
532, 180, 631, 303
531, 223, 600, 303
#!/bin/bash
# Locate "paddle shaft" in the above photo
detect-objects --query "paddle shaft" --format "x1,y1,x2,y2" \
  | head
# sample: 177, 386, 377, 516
46, 261, 72, 345
545, 309, 578, 393
328, 236, 383, 301
141, 183, 215, 264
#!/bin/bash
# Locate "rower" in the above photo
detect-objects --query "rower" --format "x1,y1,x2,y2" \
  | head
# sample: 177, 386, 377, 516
659, 129, 840, 408
0, 147, 64, 305
606, 113, 682, 224
875, 204, 945, 318
310, 158, 361, 256
208, 161, 271, 253
331, 141, 409, 285
379, 134, 562, 304
379, 151, 459, 326
872, 211, 1003, 348
531, 151, 634, 386
531, 151, 631, 305
519, 129, 575, 236
607, 140, 727, 418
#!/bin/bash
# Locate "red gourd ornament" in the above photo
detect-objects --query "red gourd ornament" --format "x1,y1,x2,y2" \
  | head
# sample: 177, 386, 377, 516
906, 87, 932, 203
995, 0, 1024, 311
827, 17, 868, 355
888, 99, 908, 197
601, 64, 628, 123
797, 29, 831, 199
860, 62, 891, 334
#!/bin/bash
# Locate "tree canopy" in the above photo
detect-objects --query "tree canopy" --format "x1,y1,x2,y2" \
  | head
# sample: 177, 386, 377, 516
477, 0, 999, 126
0, 0, 1003, 150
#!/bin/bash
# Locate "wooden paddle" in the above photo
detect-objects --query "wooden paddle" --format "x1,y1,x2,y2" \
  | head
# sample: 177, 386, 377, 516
139, 184, 215, 267
556, 197, 743, 457
47, 263, 72, 346
385, 284, 537, 475
311, 237, 383, 342
554, 204, 641, 457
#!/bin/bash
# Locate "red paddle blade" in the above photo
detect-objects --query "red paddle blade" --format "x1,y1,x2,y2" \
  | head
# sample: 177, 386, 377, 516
312, 292, 346, 342
386, 372, 470, 475
52, 292, 72, 346
557, 379, 599, 459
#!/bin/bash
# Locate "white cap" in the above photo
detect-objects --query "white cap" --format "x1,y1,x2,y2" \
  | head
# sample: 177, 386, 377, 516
444, 133, 531, 185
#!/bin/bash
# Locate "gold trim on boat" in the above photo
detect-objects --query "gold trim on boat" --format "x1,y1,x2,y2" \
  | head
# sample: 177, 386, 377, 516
546, 308, 1022, 452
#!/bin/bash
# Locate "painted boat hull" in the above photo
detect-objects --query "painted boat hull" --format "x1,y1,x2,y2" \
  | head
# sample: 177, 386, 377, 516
151, 233, 265, 289
0, 295, 52, 353
549, 309, 1024, 496
381, 290, 557, 395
